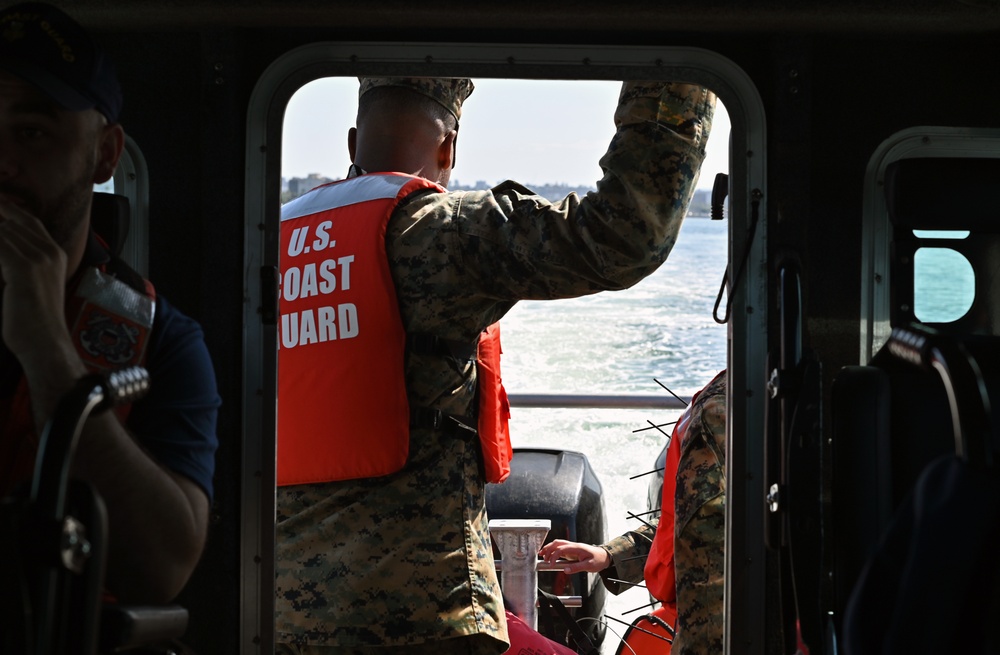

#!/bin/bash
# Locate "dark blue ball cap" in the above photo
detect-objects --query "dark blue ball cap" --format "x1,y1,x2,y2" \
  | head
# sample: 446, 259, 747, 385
0, 2, 123, 122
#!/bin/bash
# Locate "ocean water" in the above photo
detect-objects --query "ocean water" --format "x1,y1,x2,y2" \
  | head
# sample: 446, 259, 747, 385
913, 246, 976, 323
496, 216, 729, 648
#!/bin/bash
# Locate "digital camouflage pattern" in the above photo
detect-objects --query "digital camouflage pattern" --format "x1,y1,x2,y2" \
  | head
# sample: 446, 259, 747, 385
359, 77, 475, 121
275, 423, 505, 652
672, 371, 727, 655
598, 374, 726, 649
275, 80, 716, 652
601, 515, 656, 595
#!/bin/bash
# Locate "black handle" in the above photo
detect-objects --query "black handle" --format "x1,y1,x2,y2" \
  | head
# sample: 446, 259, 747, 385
30, 367, 151, 520
887, 325, 993, 468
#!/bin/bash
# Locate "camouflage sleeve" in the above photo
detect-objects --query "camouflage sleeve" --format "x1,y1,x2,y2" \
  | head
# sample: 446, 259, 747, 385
399, 80, 716, 310
599, 522, 656, 595
388, 85, 716, 415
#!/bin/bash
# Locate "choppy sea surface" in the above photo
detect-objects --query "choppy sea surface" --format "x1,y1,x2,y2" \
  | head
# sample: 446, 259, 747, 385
495, 216, 729, 649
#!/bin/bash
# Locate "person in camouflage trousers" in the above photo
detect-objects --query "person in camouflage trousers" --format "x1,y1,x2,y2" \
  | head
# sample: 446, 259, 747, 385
672, 371, 727, 655
540, 370, 727, 655
274, 76, 716, 654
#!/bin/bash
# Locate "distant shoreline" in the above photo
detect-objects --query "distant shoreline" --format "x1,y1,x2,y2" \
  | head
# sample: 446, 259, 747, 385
282, 173, 719, 213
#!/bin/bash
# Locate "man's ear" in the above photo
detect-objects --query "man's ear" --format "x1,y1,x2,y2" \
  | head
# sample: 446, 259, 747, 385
93, 123, 125, 185
439, 129, 457, 170
348, 127, 358, 163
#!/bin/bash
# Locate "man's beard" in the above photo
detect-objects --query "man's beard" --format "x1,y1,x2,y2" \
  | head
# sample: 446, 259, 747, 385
0, 166, 94, 253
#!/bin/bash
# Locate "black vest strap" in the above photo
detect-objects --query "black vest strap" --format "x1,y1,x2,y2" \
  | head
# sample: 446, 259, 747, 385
405, 334, 479, 432
409, 407, 475, 434
406, 333, 477, 362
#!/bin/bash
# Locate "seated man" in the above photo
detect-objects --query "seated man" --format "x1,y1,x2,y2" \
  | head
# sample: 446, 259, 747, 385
0, 3, 220, 603
540, 370, 727, 655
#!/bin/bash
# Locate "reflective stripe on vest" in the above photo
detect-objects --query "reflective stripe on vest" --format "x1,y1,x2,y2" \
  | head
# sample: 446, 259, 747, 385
277, 173, 442, 485
0, 265, 155, 496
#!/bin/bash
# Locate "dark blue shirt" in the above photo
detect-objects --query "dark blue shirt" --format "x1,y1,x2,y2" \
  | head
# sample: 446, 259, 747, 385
0, 234, 220, 502
127, 292, 220, 502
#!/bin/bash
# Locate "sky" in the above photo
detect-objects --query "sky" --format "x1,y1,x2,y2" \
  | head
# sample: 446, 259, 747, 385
282, 78, 730, 191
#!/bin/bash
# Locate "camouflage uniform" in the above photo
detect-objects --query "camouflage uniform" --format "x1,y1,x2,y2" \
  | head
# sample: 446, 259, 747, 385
672, 371, 727, 655
590, 372, 726, 652
275, 79, 716, 653
601, 523, 656, 595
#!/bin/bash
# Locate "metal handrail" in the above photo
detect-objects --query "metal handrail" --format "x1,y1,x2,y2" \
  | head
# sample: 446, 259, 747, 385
494, 560, 594, 573
508, 393, 690, 410
489, 558, 586, 608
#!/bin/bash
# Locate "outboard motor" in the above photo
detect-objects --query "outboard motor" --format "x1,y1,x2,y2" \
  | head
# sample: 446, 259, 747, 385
486, 448, 607, 648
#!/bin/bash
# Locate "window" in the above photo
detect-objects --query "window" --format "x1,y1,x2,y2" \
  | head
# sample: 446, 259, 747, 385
861, 129, 1000, 359
913, 232, 975, 324
246, 42, 767, 654
91, 135, 149, 275
281, 77, 730, 625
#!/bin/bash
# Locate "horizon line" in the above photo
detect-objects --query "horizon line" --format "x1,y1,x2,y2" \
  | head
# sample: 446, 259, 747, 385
283, 172, 717, 193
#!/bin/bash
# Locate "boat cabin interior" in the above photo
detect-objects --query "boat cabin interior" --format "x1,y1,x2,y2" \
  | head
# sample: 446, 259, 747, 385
2, 0, 1000, 653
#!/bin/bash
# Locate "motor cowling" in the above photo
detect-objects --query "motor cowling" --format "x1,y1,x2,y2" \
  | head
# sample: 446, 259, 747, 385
486, 448, 608, 648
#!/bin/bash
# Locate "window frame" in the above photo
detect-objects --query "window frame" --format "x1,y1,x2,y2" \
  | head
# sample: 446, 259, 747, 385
106, 134, 150, 276
242, 42, 767, 654
860, 127, 1000, 362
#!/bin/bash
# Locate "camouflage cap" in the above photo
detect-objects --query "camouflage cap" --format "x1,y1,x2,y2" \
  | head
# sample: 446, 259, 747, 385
358, 77, 474, 122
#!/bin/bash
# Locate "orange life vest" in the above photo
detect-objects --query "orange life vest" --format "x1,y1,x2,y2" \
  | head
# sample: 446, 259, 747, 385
615, 605, 676, 655
0, 262, 155, 497
644, 409, 685, 606
277, 173, 512, 486
636, 369, 727, 654
612, 403, 691, 655
477, 322, 512, 483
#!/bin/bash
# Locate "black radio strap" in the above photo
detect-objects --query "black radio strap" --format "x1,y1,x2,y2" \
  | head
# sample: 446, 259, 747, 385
537, 588, 600, 655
